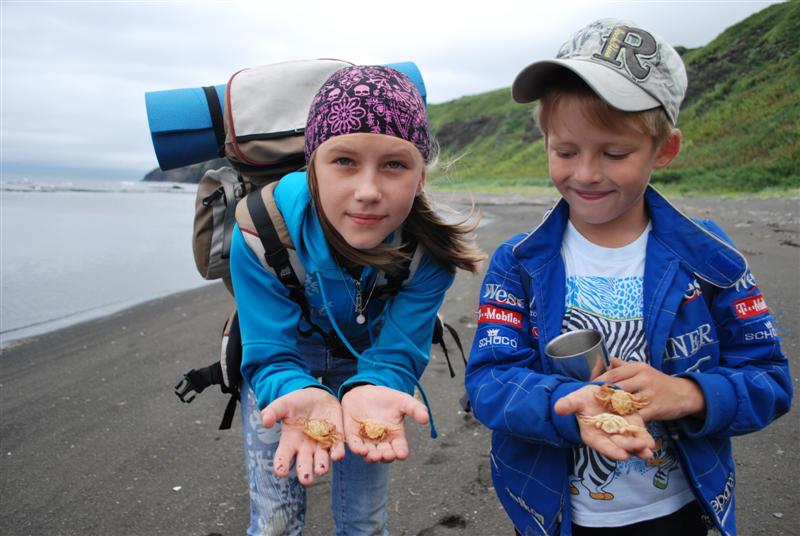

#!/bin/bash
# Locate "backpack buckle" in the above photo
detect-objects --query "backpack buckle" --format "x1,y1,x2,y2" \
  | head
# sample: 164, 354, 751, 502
174, 369, 203, 403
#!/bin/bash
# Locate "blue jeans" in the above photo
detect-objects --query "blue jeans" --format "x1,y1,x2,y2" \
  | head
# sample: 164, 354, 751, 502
241, 337, 390, 536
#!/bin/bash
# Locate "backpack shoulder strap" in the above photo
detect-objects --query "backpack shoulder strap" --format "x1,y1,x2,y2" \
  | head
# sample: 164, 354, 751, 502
235, 183, 333, 341
235, 182, 306, 284
236, 182, 304, 290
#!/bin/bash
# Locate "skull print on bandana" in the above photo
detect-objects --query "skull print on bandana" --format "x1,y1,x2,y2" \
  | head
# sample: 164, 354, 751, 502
304, 65, 431, 163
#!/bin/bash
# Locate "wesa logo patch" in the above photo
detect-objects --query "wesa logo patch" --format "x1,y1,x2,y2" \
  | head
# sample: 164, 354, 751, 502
477, 327, 519, 350
734, 271, 757, 293
733, 294, 768, 320
478, 305, 522, 328
482, 283, 525, 308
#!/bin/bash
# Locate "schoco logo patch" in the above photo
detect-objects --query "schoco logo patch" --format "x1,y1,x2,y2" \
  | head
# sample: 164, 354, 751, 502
478, 328, 518, 349
733, 294, 768, 320
478, 305, 522, 328
743, 320, 777, 342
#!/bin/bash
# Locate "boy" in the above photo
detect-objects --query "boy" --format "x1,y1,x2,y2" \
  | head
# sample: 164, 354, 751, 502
465, 19, 792, 536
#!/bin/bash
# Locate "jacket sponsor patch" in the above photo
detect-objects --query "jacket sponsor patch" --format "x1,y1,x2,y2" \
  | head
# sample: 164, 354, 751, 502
682, 280, 701, 305
733, 294, 768, 320
711, 472, 735, 516
733, 271, 757, 293
478, 305, 522, 328
477, 326, 519, 349
743, 320, 778, 342
664, 323, 715, 362
482, 283, 525, 308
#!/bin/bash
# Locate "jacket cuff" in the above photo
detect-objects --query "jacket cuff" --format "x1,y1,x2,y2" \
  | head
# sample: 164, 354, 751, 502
339, 370, 413, 399
551, 381, 585, 444
260, 378, 333, 410
676, 371, 737, 437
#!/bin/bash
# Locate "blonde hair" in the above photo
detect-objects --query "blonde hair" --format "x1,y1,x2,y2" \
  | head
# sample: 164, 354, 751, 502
534, 71, 673, 148
307, 153, 485, 275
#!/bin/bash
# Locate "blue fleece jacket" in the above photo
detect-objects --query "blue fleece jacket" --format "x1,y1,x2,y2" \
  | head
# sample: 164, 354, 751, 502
465, 186, 792, 535
230, 172, 454, 420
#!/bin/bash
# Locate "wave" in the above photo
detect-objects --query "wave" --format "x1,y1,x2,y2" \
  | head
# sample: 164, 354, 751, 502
0, 178, 198, 194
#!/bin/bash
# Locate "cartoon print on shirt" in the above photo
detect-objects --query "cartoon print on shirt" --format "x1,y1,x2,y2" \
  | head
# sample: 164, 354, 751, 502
646, 435, 681, 490
570, 423, 683, 499
570, 445, 617, 499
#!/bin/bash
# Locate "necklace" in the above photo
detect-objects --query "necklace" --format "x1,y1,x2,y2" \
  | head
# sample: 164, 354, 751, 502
342, 271, 378, 325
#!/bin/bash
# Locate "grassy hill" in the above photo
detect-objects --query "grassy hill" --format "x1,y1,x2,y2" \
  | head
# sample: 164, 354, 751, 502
427, 0, 800, 194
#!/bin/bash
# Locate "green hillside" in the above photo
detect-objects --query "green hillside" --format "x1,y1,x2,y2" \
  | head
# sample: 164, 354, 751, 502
427, 0, 800, 194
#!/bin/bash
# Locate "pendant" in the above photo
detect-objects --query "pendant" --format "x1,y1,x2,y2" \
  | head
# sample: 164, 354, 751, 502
356, 313, 366, 325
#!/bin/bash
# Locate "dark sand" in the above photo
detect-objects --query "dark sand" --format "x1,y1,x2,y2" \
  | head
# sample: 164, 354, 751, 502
1, 194, 797, 536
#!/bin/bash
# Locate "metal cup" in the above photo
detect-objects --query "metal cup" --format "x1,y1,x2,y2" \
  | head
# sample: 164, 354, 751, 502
544, 329, 609, 381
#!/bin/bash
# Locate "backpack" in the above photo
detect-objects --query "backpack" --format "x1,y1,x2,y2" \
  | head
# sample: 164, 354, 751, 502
191, 59, 353, 282
175, 180, 467, 429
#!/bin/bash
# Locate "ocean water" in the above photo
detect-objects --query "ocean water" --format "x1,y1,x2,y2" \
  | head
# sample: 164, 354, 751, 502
1, 179, 214, 347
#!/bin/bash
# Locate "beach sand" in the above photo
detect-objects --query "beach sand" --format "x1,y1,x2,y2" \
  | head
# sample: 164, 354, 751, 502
1, 195, 797, 535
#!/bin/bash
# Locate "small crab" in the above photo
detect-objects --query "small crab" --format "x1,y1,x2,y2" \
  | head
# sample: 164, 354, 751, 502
354, 418, 396, 442
579, 413, 647, 435
295, 416, 344, 449
594, 385, 650, 416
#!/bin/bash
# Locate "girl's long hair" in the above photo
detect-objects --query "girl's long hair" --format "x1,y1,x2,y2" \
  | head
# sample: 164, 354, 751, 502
307, 153, 485, 275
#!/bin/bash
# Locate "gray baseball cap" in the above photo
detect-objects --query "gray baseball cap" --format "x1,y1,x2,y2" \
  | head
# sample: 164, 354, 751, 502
512, 19, 687, 124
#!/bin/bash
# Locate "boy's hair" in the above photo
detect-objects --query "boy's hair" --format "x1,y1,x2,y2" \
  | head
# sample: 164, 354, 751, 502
307, 153, 485, 275
534, 70, 673, 148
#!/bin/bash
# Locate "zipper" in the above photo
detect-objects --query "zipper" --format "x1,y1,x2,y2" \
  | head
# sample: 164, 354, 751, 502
202, 186, 225, 207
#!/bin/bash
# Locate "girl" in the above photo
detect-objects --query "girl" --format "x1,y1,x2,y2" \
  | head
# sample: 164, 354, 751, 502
230, 65, 483, 536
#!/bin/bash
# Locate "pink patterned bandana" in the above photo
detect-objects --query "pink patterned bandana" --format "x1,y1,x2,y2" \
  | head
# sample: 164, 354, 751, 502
304, 65, 431, 162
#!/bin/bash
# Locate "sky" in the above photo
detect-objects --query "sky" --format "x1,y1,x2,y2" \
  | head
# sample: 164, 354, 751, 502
0, 0, 783, 182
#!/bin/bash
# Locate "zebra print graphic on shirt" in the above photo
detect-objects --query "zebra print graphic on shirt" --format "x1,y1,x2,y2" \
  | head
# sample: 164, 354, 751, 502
570, 446, 617, 498
562, 308, 647, 363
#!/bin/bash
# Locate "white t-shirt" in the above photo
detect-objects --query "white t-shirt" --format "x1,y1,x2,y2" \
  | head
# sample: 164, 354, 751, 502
561, 221, 695, 527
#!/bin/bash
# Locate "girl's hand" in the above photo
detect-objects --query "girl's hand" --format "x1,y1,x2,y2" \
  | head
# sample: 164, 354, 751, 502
555, 384, 655, 461
595, 358, 706, 422
341, 385, 429, 463
261, 387, 345, 486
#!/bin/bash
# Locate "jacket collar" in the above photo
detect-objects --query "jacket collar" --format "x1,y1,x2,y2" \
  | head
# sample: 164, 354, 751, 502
512, 186, 747, 287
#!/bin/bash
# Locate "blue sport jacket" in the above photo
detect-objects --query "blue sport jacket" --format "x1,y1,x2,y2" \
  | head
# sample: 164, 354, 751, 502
465, 187, 792, 535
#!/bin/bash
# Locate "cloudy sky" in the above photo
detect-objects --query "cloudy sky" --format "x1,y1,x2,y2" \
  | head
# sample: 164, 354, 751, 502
0, 0, 781, 181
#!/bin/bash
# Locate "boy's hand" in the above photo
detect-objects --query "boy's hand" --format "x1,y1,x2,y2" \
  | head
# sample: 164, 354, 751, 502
341, 385, 429, 464
596, 358, 706, 421
555, 384, 655, 461
261, 387, 345, 486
